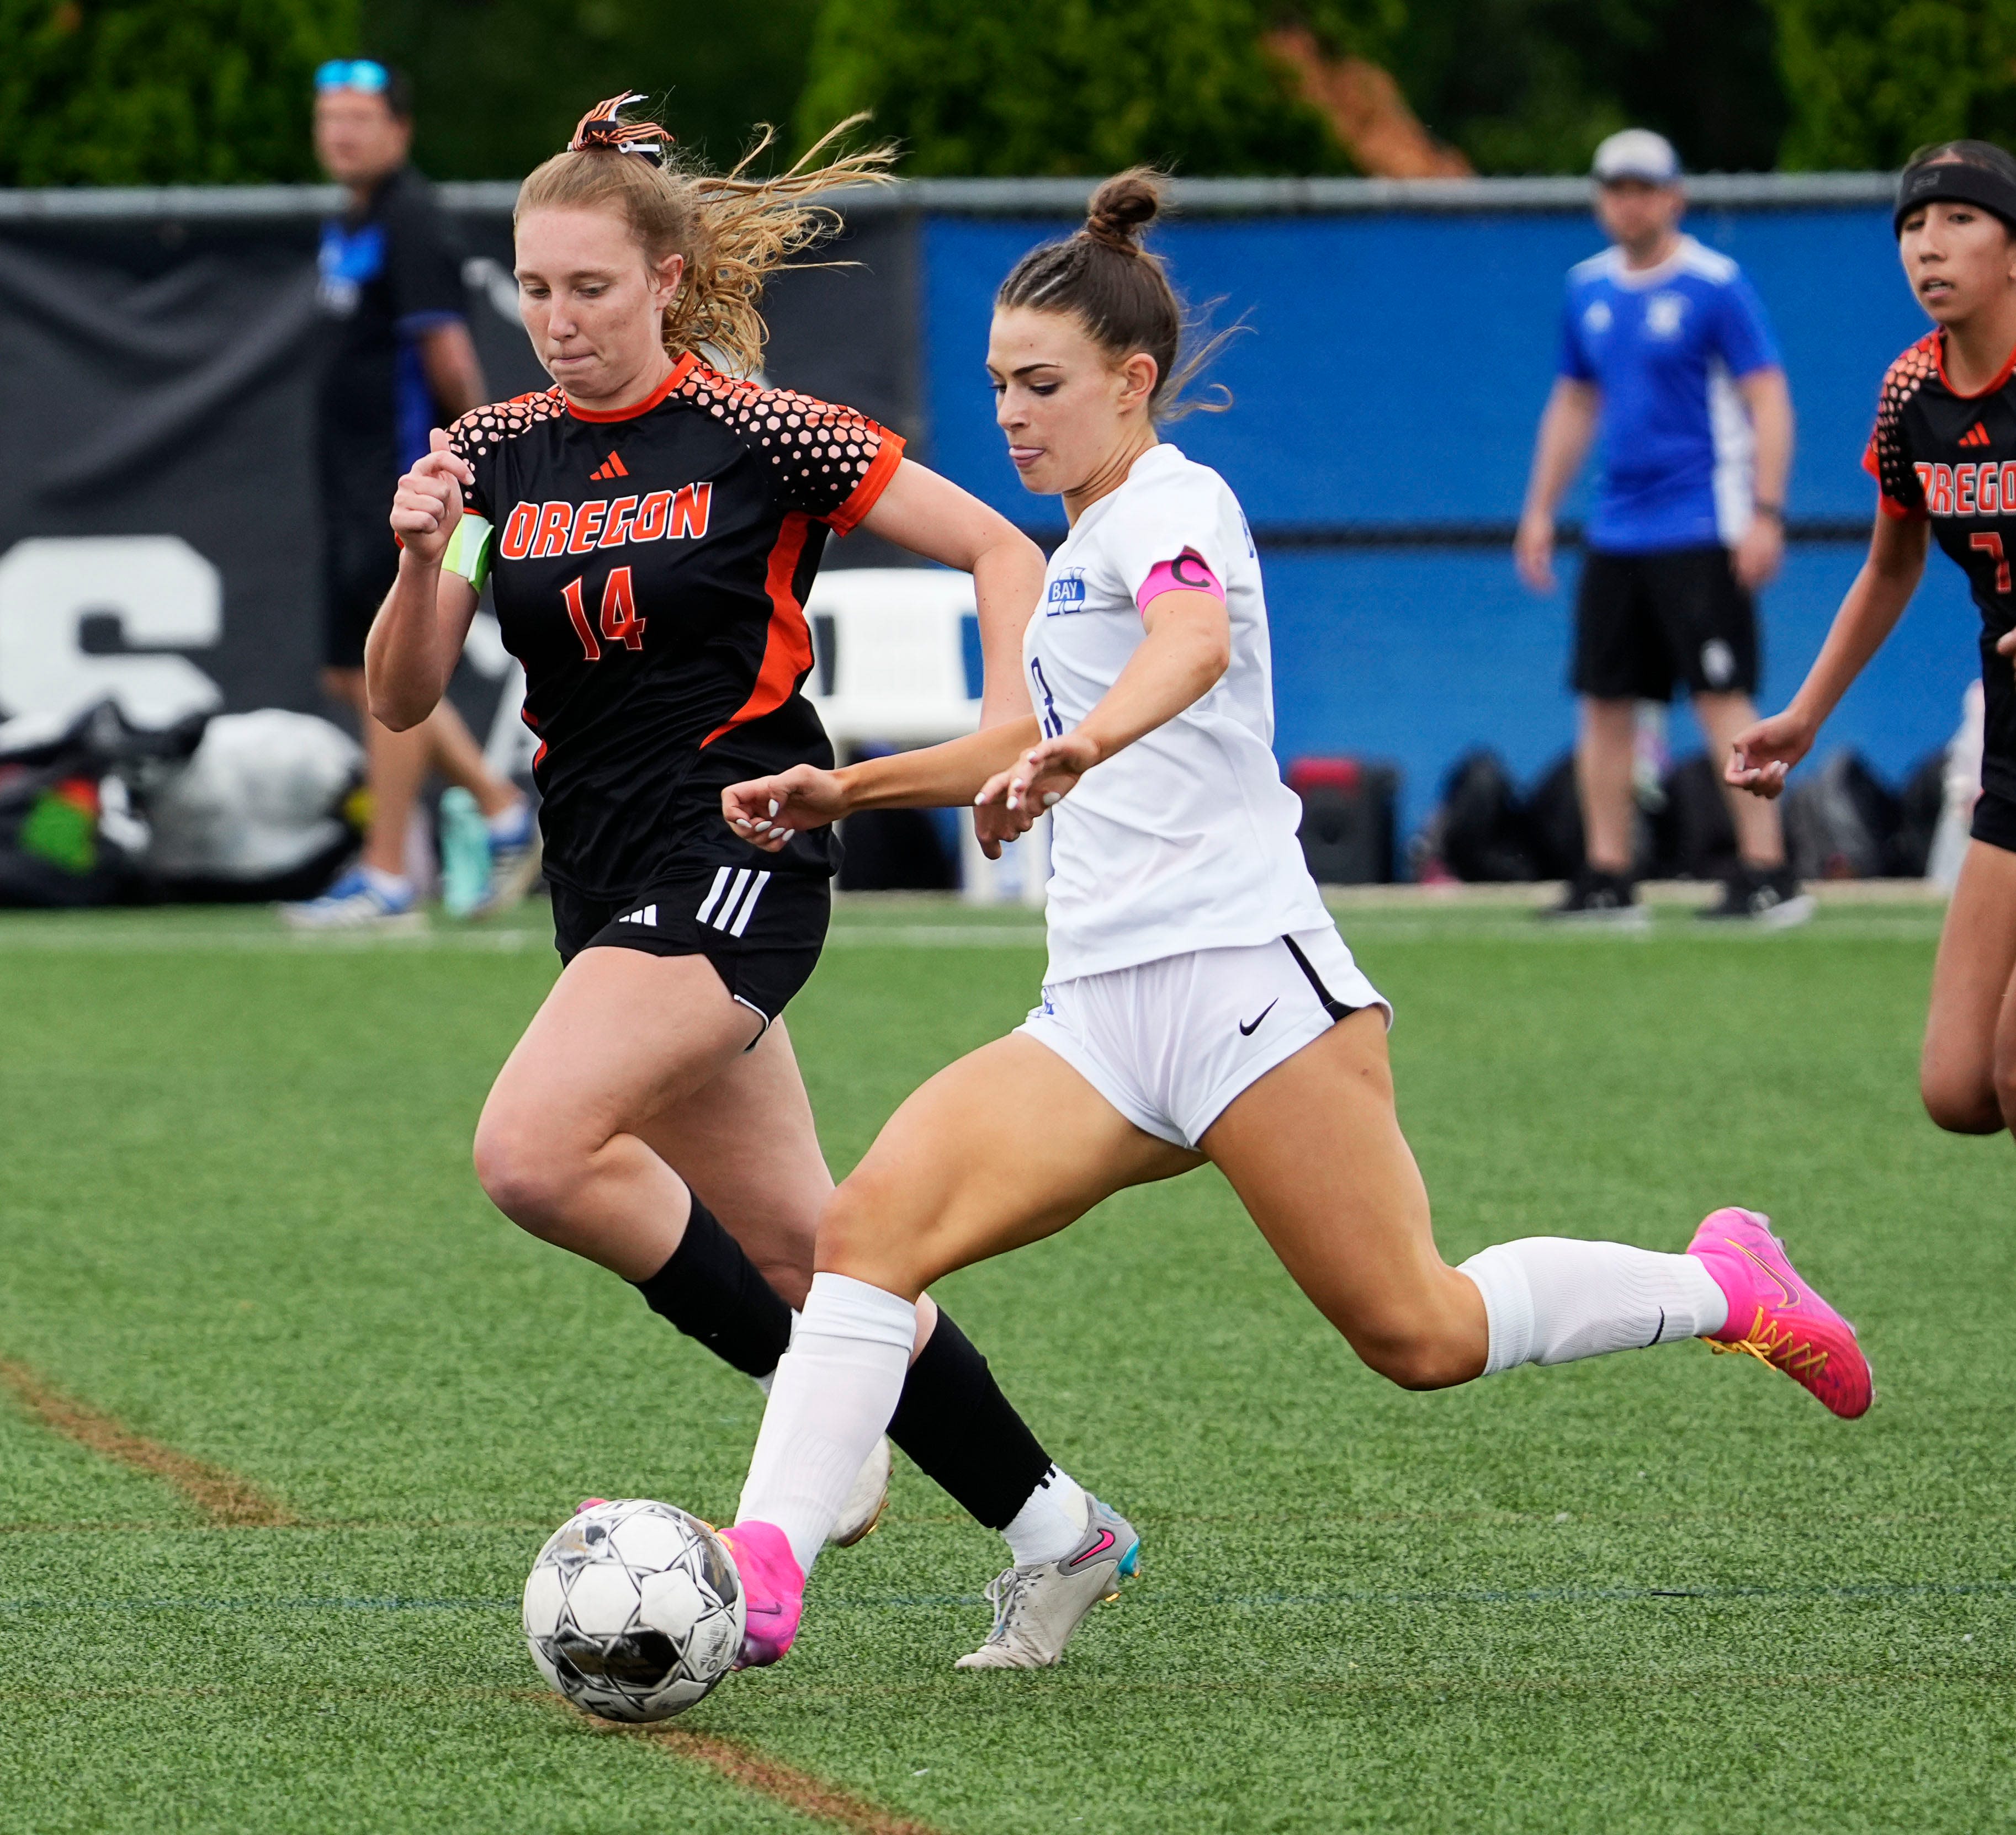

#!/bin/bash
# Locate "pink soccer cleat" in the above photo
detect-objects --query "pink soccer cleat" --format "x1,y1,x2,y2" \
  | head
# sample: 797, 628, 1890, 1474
719, 1521, 805, 1668
1688, 1208, 1873, 1419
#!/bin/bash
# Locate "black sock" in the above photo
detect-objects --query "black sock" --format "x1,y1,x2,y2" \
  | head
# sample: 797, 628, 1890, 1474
629, 1196, 792, 1380
888, 1308, 1052, 1530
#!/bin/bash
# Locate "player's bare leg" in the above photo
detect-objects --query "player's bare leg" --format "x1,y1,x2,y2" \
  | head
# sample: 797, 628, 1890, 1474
1547, 696, 1646, 922
484, 954, 1088, 1554
1200, 1009, 1487, 1389
1577, 694, 1637, 874
1921, 837, 2016, 1135
1207, 1008, 1868, 1414
733, 1035, 1193, 1664
475, 948, 765, 1278
818, 1034, 1198, 1301
633, 1017, 832, 1305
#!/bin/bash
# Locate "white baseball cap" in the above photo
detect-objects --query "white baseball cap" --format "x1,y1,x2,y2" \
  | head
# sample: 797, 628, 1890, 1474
1591, 129, 1681, 185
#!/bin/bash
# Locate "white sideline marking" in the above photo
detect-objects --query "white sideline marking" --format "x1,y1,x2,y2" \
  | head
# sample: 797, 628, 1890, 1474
0, 916, 1948, 954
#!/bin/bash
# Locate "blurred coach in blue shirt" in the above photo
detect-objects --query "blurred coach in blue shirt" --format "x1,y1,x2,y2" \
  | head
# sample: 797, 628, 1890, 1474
1516, 129, 1809, 927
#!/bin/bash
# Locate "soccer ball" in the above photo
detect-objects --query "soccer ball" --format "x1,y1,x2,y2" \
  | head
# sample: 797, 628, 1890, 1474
522, 1499, 745, 1722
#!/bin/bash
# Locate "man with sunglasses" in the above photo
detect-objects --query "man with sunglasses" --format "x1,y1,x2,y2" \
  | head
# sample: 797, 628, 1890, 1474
287, 59, 535, 929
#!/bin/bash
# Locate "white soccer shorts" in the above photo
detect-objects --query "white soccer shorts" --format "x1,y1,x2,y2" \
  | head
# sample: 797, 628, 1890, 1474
1016, 927, 1391, 1151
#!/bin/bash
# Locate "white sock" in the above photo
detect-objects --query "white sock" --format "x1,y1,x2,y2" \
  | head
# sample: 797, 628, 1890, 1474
1001, 1464, 1089, 1567
1459, 1238, 1728, 1376
359, 864, 411, 898
736, 1273, 915, 1575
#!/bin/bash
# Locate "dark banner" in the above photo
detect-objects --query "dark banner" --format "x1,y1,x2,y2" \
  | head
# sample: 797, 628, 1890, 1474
0, 197, 922, 742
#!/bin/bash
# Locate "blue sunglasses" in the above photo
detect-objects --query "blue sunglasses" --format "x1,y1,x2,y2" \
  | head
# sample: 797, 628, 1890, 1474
314, 59, 390, 94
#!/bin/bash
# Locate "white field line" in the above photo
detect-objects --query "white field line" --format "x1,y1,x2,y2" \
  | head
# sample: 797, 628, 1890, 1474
0, 915, 1945, 953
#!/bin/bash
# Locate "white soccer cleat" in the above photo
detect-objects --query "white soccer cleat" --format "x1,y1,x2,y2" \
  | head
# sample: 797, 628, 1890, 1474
827, 1435, 892, 1547
954, 1497, 1140, 1669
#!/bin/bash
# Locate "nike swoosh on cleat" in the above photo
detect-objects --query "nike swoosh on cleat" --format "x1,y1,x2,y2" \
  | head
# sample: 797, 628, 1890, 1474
1238, 999, 1278, 1037
1066, 1529, 1116, 1569
1727, 1237, 1800, 1309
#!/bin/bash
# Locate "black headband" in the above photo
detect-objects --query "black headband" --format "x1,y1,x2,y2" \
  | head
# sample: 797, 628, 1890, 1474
1894, 159, 2016, 237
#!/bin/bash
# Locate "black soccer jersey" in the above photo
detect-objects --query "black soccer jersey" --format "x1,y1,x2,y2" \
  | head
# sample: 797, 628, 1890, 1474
445, 354, 904, 901
1866, 330, 2016, 800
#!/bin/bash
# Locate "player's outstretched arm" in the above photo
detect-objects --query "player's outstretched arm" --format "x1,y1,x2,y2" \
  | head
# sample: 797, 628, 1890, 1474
857, 462, 1043, 729
366, 429, 481, 731
858, 459, 1045, 859
977, 588, 1230, 815
724, 719, 1043, 850
1726, 512, 1928, 798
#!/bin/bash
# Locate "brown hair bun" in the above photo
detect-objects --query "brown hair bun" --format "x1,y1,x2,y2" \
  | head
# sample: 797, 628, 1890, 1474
1084, 169, 1165, 251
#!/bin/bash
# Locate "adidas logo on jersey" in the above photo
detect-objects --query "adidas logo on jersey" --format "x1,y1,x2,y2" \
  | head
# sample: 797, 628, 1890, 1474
617, 905, 657, 926
1960, 422, 1993, 448
589, 450, 630, 480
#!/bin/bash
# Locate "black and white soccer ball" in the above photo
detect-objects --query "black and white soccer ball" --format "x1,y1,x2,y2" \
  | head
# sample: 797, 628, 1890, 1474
522, 1498, 745, 1722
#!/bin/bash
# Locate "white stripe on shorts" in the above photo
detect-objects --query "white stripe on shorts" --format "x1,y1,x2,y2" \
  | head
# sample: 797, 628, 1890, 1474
710, 869, 752, 931
726, 871, 771, 937
694, 867, 733, 927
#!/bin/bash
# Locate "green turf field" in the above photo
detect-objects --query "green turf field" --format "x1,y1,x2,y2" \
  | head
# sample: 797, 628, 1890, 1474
0, 892, 2009, 1833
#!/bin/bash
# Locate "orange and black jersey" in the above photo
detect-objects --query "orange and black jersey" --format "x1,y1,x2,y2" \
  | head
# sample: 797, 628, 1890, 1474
445, 354, 903, 901
1866, 331, 2016, 800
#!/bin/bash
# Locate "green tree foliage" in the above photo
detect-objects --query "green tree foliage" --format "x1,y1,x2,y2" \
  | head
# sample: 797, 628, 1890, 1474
0, 0, 357, 185
1766, 0, 2016, 169
360, 0, 825, 179
793, 0, 1347, 177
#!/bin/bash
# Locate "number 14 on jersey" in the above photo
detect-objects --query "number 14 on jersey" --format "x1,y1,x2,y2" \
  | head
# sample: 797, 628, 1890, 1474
561, 567, 645, 661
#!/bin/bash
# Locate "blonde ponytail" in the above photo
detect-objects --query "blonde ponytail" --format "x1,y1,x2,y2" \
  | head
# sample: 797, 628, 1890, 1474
517, 94, 898, 375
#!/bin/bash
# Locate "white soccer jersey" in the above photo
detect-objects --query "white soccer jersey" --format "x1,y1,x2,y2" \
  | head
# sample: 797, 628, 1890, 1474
1027, 442, 1333, 983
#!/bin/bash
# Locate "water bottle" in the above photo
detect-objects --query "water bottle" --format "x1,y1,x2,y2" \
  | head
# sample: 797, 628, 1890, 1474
438, 786, 492, 918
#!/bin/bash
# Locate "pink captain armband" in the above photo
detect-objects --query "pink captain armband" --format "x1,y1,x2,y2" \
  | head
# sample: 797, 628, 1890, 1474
1136, 547, 1224, 614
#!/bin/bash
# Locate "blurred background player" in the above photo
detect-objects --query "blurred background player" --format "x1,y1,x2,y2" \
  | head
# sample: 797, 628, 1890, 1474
1732, 142, 2016, 1144
378, 94, 1114, 1641
287, 58, 535, 930
1516, 128, 1806, 926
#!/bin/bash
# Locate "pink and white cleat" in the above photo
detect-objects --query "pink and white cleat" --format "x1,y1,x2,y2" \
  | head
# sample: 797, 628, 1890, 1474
719, 1521, 804, 1668
1688, 1208, 1873, 1419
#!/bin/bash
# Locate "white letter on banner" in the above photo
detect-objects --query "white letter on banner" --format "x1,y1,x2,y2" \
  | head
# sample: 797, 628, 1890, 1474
0, 536, 224, 727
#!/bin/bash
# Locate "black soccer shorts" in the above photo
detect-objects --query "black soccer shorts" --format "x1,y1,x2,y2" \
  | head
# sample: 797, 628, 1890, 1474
1972, 786, 2016, 855
549, 859, 830, 1036
1572, 544, 1759, 703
